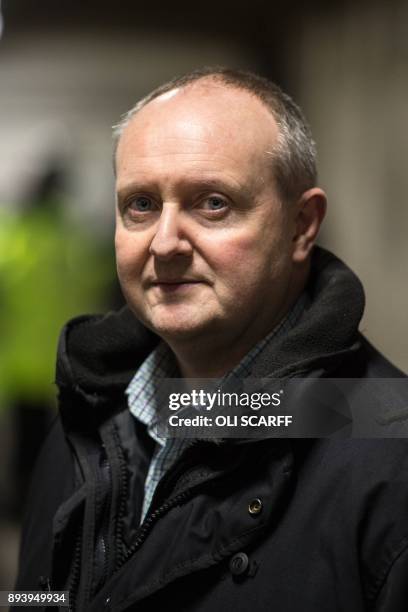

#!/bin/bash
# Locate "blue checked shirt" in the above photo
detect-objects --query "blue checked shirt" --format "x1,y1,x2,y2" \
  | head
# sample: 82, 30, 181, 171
126, 294, 308, 522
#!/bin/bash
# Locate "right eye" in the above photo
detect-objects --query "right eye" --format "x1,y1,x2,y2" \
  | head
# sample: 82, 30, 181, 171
128, 196, 155, 212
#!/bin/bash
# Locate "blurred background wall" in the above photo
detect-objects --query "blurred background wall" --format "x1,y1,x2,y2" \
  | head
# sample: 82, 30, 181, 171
0, 0, 407, 593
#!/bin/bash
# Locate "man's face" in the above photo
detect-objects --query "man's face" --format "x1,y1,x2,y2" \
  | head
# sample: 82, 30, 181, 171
115, 82, 298, 347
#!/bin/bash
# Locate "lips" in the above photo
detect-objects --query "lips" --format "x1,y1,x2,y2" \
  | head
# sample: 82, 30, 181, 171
149, 279, 204, 293
149, 276, 204, 285
152, 280, 201, 285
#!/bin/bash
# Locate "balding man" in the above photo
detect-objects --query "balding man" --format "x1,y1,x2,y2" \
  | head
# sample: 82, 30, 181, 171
14, 68, 408, 612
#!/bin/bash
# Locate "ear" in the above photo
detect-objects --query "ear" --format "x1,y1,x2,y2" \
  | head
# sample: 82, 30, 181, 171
292, 188, 327, 264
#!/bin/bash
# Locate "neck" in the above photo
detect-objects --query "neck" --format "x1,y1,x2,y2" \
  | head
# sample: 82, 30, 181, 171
173, 335, 260, 378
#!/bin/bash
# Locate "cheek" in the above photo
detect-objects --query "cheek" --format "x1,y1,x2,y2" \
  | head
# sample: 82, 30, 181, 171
206, 225, 278, 269
115, 229, 145, 282
201, 224, 291, 296
202, 231, 270, 288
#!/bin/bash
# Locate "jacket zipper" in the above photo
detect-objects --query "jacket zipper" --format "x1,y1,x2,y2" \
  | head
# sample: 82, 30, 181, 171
95, 454, 112, 589
112, 427, 129, 570
113, 486, 195, 575
112, 439, 213, 574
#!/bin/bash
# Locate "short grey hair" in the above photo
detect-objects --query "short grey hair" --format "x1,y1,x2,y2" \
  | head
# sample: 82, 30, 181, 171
113, 66, 318, 203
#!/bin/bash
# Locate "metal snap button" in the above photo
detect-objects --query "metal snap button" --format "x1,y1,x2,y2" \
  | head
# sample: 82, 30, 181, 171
229, 552, 249, 576
248, 497, 263, 515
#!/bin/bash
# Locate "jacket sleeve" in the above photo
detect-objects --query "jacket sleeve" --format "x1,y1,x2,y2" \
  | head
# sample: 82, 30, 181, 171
373, 541, 408, 611
13, 415, 76, 592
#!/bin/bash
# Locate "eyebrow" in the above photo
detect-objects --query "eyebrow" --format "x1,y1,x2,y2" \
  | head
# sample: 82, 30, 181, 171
116, 176, 252, 201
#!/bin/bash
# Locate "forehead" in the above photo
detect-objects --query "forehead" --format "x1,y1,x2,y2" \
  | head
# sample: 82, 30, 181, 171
116, 82, 279, 190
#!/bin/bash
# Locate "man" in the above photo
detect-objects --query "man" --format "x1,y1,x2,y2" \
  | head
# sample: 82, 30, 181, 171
14, 68, 408, 611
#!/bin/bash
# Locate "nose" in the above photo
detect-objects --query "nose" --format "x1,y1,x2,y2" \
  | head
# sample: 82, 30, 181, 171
149, 203, 193, 261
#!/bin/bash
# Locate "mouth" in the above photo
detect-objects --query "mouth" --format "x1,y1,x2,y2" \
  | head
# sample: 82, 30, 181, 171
150, 280, 204, 293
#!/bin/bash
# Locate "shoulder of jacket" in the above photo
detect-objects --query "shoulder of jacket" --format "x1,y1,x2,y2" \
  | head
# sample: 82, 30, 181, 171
353, 333, 407, 378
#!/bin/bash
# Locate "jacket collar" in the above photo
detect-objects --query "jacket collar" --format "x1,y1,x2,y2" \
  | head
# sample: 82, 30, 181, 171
250, 247, 365, 378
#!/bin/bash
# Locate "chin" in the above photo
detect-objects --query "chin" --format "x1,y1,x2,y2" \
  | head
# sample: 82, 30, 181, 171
130, 301, 221, 341
147, 310, 216, 342
149, 319, 208, 341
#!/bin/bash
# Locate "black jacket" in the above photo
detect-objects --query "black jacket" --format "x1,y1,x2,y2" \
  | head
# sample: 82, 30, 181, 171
14, 248, 408, 611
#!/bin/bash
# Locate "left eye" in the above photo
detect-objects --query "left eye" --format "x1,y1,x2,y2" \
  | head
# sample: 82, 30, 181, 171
201, 197, 227, 211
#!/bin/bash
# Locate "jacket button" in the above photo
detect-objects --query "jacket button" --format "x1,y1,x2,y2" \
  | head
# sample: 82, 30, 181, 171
104, 596, 111, 607
248, 498, 263, 515
229, 552, 249, 576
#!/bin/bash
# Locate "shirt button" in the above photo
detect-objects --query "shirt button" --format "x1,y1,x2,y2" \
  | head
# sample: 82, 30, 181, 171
104, 596, 111, 607
229, 552, 249, 576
